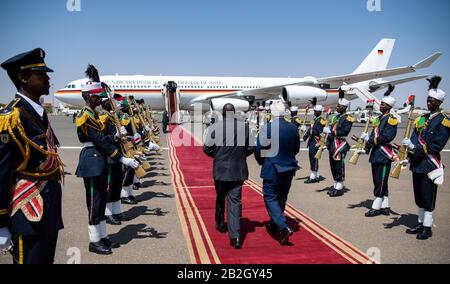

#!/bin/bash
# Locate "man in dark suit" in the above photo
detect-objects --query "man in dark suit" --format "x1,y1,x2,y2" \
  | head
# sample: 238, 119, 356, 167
203, 103, 254, 249
0, 48, 64, 264
255, 102, 300, 245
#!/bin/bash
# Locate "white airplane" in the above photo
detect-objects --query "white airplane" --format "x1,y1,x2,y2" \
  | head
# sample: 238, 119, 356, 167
57, 104, 79, 116
55, 39, 441, 113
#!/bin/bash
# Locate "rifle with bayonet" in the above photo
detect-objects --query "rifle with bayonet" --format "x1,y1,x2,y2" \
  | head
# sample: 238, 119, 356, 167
349, 100, 375, 165
315, 105, 332, 160
391, 95, 416, 179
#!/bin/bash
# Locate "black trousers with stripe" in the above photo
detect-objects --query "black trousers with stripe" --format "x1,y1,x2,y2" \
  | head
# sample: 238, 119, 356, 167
309, 146, 319, 172
412, 173, 438, 212
123, 167, 135, 187
371, 163, 391, 198
106, 163, 125, 203
83, 176, 107, 226
12, 232, 58, 264
329, 153, 346, 182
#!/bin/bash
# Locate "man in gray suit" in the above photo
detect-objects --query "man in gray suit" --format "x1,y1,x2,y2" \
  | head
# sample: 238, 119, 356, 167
203, 104, 255, 249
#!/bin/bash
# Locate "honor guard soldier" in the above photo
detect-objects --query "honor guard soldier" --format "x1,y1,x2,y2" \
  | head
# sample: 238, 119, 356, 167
360, 86, 398, 217
75, 77, 139, 255
288, 106, 302, 128
324, 91, 355, 197
0, 48, 64, 264
403, 76, 450, 240
303, 104, 326, 184
99, 99, 132, 226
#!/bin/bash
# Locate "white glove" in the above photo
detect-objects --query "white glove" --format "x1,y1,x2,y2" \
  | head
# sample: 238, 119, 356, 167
323, 127, 331, 135
360, 132, 370, 142
402, 138, 415, 150
145, 126, 151, 132
119, 126, 127, 136
148, 142, 160, 151
300, 125, 307, 133
356, 149, 367, 155
120, 157, 140, 169
400, 159, 410, 166
0, 227, 12, 251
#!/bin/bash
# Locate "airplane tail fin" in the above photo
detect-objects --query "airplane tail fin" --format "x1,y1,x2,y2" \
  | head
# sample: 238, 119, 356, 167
353, 39, 396, 74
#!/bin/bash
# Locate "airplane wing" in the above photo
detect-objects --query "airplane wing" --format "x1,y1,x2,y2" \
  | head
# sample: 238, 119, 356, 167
368, 75, 430, 92
189, 52, 441, 105
318, 52, 441, 87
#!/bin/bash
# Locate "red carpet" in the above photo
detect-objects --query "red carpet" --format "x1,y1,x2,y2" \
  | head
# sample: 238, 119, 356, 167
168, 126, 375, 264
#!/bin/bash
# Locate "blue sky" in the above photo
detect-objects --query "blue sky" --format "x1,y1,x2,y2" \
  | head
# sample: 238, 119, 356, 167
0, 0, 449, 109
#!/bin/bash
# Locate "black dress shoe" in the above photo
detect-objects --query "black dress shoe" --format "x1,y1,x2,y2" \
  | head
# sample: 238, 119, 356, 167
267, 222, 277, 234
89, 241, 112, 255
230, 238, 242, 249
326, 187, 334, 195
114, 213, 132, 222
416, 227, 432, 240
121, 197, 138, 205
381, 208, 390, 216
365, 209, 381, 217
406, 223, 424, 235
304, 178, 319, 184
329, 190, 343, 197
216, 224, 227, 234
280, 226, 294, 245
101, 238, 121, 249
106, 215, 122, 225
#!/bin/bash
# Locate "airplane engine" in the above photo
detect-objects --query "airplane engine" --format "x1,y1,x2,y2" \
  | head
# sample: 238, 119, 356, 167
210, 98, 250, 113
282, 86, 327, 105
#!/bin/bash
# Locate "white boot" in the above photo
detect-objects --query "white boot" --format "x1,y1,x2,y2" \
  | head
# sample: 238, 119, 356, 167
372, 198, 383, 210
423, 211, 433, 228
100, 221, 107, 239
381, 197, 390, 209
418, 208, 425, 224
112, 201, 122, 215
121, 186, 130, 198
335, 182, 343, 191
88, 225, 101, 243
105, 203, 113, 217
133, 175, 140, 185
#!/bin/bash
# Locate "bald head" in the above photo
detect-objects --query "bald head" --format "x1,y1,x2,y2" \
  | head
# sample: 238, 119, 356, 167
222, 103, 235, 118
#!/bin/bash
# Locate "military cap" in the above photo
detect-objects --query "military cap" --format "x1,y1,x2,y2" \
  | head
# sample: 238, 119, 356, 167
1, 48, 54, 73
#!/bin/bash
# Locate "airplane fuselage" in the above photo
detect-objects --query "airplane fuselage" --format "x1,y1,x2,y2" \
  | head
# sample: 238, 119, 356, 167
55, 75, 345, 111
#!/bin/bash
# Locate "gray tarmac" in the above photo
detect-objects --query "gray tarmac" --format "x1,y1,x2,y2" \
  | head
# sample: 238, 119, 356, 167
1, 115, 449, 264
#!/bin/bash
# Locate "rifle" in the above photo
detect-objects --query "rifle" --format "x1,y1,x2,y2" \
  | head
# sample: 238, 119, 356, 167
349, 100, 375, 165
315, 106, 332, 160
391, 96, 415, 179
104, 88, 146, 178
125, 95, 151, 171
299, 106, 310, 139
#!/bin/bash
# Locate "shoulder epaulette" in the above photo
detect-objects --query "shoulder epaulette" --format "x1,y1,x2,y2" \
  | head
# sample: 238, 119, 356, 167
319, 118, 327, 126
0, 98, 21, 133
98, 113, 112, 124
295, 117, 302, 124
134, 116, 140, 125
346, 114, 356, 123
284, 116, 291, 123
76, 107, 97, 128
121, 115, 131, 127
388, 115, 399, 126
415, 115, 426, 130
442, 115, 450, 128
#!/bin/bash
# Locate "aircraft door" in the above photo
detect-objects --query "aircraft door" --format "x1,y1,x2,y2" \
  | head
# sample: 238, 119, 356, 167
162, 81, 181, 124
